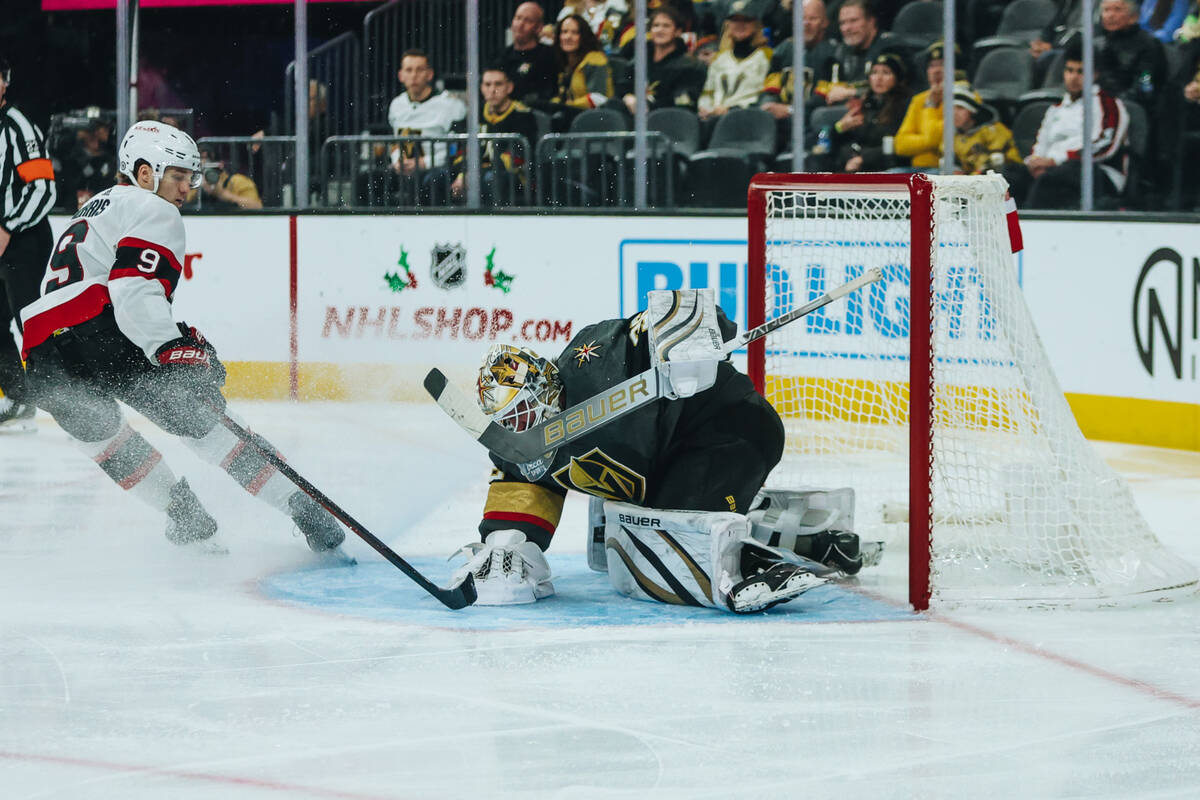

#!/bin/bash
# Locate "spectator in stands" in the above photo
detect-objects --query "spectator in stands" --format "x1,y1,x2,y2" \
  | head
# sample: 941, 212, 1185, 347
1142, 0, 1190, 41
447, 66, 539, 206
622, 7, 707, 114
501, 3, 559, 105
1159, 37, 1200, 206
823, 0, 891, 106
947, 86, 1022, 175
827, 52, 912, 173
558, 0, 630, 52
1023, 41, 1130, 209
195, 152, 264, 211
62, 117, 117, 213
760, 0, 836, 134
1099, 0, 1169, 109
550, 14, 615, 127
698, 0, 773, 121
387, 49, 467, 204
894, 41, 957, 170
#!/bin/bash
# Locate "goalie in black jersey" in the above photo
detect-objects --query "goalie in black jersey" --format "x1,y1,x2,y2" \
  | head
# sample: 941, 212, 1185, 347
450, 289, 875, 613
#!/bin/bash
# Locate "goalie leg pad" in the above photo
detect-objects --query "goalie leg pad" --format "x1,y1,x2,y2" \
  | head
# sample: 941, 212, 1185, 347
603, 501, 827, 613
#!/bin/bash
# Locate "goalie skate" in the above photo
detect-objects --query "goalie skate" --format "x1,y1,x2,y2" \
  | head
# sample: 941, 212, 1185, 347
451, 530, 553, 605
723, 541, 828, 613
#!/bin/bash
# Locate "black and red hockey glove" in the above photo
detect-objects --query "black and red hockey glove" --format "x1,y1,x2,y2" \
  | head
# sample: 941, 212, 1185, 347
155, 323, 226, 389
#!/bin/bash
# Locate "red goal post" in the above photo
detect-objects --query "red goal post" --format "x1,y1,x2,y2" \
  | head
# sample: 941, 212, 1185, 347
746, 172, 1196, 611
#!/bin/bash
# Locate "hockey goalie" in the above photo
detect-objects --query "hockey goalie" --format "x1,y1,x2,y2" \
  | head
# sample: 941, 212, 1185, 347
450, 289, 878, 613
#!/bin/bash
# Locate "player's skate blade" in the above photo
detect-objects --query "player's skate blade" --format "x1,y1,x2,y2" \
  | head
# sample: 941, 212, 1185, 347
725, 563, 827, 614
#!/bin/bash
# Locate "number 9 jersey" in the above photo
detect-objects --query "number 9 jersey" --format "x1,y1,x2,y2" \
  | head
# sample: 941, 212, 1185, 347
20, 184, 188, 362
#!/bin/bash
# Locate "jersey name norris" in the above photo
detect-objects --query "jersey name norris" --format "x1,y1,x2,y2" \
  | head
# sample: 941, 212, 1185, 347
75, 198, 110, 219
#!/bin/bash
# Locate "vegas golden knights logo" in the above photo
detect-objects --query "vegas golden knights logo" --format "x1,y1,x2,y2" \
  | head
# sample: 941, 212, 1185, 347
552, 447, 646, 503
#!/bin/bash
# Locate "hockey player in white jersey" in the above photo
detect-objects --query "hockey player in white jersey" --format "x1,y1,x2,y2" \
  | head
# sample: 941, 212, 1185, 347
19, 120, 347, 555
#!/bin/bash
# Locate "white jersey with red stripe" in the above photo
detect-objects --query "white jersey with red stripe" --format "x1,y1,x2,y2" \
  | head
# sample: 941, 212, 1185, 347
21, 183, 186, 361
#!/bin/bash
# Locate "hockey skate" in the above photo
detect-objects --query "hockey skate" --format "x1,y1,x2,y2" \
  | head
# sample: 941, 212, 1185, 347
723, 541, 828, 614
288, 492, 354, 564
450, 530, 554, 605
0, 398, 35, 433
165, 478, 225, 553
747, 488, 884, 578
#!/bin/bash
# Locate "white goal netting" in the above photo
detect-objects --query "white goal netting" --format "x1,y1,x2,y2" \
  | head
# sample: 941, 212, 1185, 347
757, 173, 1197, 605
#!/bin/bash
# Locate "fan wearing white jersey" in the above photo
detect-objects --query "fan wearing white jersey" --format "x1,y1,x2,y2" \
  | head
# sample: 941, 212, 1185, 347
19, 121, 348, 555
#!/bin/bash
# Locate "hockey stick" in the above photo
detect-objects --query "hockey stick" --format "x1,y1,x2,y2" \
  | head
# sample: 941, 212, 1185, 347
424, 267, 883, 465
217, 413, 477, 610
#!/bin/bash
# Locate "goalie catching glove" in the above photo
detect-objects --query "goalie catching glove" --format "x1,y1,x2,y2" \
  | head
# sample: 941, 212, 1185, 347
646, 288, 725, 400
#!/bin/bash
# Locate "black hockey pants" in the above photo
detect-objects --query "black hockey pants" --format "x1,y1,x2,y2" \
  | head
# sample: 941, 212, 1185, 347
0, 219, 53, 404
23, 309, 227, 443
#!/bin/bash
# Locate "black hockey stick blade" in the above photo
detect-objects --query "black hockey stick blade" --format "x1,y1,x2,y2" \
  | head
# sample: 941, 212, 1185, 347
425, 367, 663, 465
217, 412, 476, 610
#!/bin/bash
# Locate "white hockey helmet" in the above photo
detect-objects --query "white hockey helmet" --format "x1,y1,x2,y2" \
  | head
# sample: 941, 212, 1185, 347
118, 120, 202, 191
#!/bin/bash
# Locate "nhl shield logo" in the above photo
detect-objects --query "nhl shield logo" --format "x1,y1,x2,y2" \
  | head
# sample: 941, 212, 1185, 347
430, 243, 467, 289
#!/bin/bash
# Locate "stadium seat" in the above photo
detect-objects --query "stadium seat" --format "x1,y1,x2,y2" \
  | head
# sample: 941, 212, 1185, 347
702, 107, 777, 166
1010, 100, 1051, 158
976, 0, 1057, 45
973, 47, 1034, 106
890, 1, 943, 50
686, 151, 754, 208
809, 104, 849, 139
971, 0, 1058, 70
648, 107, 702, 158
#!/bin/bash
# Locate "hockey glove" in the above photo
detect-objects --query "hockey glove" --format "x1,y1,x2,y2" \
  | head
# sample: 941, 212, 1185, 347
155, 323, 226, 391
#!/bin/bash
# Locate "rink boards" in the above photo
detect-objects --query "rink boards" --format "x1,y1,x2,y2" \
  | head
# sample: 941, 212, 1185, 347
38, 212, 1200, 450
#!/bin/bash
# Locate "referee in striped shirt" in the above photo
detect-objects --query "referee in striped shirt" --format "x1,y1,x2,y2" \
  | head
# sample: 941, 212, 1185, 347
0, 57, 56, 428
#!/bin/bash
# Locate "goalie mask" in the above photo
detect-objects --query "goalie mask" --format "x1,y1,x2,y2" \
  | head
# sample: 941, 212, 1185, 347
477, 344, 563, 479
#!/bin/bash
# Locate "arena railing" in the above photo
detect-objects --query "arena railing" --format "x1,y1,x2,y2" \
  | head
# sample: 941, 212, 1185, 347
284, 32, 364, 147
194, 136, 297, 209
535, 132, 675, 208
317, 133, 533, 209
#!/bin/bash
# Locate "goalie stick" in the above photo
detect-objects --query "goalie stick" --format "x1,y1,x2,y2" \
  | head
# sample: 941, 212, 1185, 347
217, 413, 477, 610
424, 268, 883, 465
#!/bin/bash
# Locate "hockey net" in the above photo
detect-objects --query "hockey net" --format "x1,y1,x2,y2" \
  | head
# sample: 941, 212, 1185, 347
747, 173, 1197, 609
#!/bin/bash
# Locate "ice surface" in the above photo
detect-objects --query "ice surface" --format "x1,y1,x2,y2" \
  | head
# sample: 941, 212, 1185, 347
2, 401, 1198, 799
